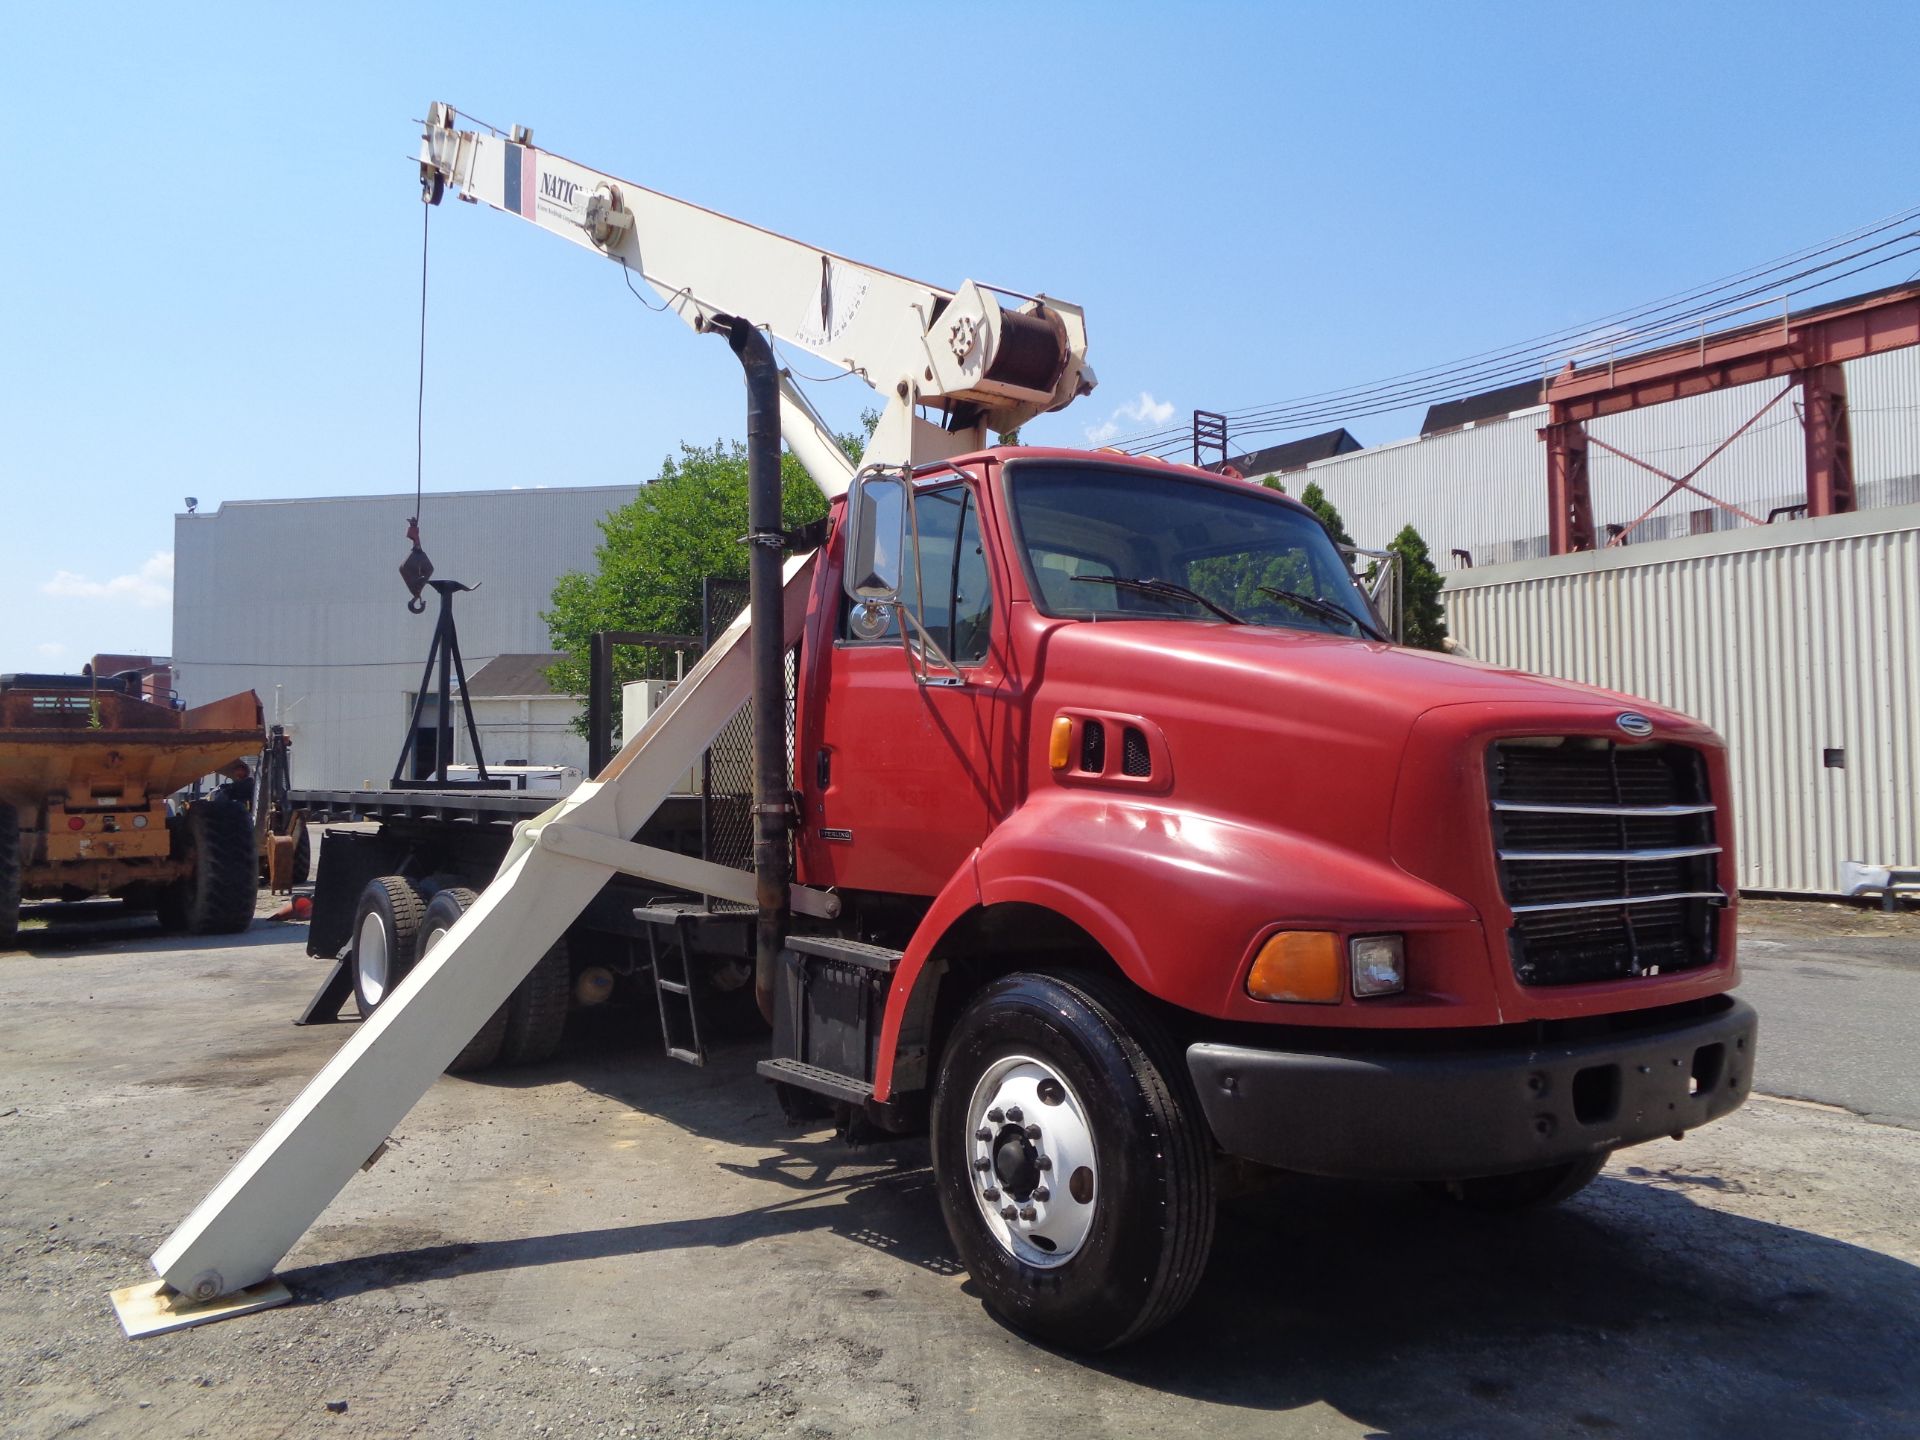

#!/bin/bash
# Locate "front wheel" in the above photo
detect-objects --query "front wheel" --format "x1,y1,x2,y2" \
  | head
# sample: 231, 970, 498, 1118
931, 970, 1215, 1352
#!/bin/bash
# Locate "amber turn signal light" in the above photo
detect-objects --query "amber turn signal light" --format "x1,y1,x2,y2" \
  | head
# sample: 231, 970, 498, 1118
1246, 930, 1343, 1003
1049, 715, 1074, 771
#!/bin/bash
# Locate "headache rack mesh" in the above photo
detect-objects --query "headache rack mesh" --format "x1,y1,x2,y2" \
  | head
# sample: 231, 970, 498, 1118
1488, 738, 1725, 987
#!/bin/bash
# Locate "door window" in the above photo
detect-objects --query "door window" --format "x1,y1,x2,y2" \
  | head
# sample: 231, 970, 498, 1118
841, 484, 994, 664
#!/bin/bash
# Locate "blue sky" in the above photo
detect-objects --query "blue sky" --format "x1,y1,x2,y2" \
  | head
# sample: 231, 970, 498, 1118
3, 1, 1916, 674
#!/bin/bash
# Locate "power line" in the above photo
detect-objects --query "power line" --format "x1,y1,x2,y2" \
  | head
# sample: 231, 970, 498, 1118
1106, 206, 1920, 457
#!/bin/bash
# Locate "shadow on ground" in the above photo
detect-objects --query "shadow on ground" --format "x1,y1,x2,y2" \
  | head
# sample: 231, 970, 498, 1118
5, 900, 296, 958
280, 1016, 1920, 1437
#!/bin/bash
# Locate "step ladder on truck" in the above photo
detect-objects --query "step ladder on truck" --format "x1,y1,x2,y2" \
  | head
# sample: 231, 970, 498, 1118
115, 103, 1760, 1350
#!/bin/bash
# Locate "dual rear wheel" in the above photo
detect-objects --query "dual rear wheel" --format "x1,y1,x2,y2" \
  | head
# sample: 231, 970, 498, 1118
349, 875, 569, 1073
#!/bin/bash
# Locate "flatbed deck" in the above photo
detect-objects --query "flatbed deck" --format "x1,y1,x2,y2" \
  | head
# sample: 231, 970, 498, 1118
291, 787, 558, 825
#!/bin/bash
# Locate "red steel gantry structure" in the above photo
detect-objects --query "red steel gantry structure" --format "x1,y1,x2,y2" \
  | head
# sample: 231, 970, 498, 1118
1540, 281, 1920, 553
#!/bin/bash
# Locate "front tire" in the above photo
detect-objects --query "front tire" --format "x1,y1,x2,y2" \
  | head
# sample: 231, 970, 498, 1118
931, 970, 1215, 1352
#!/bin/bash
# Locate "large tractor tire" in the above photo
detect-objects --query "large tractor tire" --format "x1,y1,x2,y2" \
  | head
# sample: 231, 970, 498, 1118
157, 800, 259, 935
289, 822, 312, 887
351, 875, 428, 1017
418, 886, 509, 1073
930, 970, 1216, 1352
0, 804, 20, 949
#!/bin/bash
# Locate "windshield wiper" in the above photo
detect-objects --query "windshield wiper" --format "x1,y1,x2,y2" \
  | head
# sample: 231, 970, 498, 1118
1071, 574, 1246, 624
1258, 585, 1385, 641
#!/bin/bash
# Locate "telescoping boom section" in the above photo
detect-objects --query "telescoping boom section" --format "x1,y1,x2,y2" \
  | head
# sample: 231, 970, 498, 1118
413, 100, 1095, 484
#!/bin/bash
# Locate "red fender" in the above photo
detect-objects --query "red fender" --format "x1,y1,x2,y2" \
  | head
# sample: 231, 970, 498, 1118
873, 791, 1496, 1099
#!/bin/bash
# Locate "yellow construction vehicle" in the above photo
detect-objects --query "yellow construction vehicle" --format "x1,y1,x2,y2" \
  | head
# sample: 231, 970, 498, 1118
0, 671, 264, 943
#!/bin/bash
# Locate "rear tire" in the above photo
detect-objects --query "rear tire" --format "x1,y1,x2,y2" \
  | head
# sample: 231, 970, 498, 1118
0, 804, 20, 949
931, 970, 1215, 1352
501, 935, 571, 1066
419, 886, 509, 1073
157, 800, 258, 935
1440, 1151, 1611, 1213
351, 876, 427, 1016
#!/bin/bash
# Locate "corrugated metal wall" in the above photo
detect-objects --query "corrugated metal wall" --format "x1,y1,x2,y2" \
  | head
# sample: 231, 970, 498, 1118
1252, 346, 1920, 569
172, 485, 638, 790
1444, 505, 1920, 895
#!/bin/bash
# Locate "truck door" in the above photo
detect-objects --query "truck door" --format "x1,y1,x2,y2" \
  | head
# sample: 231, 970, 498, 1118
799, 480, 1004, 897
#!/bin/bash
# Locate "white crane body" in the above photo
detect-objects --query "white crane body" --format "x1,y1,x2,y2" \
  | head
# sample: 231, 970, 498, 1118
417, 102, 1094, 490
115, 103, 1096, 1335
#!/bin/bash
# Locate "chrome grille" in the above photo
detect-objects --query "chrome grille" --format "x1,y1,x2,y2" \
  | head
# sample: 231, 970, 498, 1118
1489, 739, 1725, 986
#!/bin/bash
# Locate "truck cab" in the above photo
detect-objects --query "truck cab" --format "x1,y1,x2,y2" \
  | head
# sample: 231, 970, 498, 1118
776, 445, 1756, 1348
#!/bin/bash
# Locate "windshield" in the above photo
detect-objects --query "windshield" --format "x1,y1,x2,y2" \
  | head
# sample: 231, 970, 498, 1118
1005, 463, 1382, 637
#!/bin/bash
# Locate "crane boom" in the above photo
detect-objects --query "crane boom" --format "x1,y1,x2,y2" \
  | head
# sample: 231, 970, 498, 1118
418, 102, 1095, 489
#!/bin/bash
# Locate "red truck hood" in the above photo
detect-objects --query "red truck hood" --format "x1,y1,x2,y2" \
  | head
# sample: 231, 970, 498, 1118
1031, 617, 1705, 869
1042, 619, 1672, 721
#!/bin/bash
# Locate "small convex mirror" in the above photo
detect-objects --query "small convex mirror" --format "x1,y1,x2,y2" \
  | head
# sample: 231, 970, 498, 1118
844, 474, 908, 601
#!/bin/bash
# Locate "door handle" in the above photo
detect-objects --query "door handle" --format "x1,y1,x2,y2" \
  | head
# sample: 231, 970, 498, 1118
815, 748, 832, 789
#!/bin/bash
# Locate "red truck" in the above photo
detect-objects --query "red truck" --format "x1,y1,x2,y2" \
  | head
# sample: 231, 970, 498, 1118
128, 108, 1758, 1351
759, 445, 1756, 1348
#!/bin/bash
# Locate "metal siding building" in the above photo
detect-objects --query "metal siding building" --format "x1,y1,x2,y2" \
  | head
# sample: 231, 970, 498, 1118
1444, 504, 1920, 895
172, 485, 637, 790
1253, 347, 1920, 567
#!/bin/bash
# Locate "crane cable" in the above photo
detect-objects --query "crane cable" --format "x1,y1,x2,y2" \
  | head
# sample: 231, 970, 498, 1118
401, 199, 435, 613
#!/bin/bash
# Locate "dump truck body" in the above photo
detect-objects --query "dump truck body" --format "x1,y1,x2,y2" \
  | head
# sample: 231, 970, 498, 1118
0, 675, 263, 940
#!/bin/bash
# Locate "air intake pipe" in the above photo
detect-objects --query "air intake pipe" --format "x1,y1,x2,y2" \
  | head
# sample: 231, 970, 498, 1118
709, 314, 790, 1023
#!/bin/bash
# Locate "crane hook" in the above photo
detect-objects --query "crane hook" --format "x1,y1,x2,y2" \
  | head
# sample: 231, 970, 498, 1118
399, 517, 433, 614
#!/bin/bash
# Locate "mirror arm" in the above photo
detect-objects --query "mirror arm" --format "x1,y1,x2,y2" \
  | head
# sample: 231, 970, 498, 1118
893, 603, 967, 687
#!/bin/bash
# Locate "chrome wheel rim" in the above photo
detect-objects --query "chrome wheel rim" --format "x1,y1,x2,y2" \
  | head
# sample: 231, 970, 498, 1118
356, 911, 390, 1006
963, 1054, 1099, 1268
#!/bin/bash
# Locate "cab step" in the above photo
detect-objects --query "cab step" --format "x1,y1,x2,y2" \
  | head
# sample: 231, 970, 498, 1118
755, 1057, 873, 1104
784, 935, 904, 971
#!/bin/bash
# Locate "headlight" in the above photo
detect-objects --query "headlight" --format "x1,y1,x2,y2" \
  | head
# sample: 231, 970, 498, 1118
1349, 935, 1405, 997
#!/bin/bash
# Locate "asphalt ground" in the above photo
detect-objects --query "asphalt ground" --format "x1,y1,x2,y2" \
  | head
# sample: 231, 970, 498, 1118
1, 895, 1916, 1439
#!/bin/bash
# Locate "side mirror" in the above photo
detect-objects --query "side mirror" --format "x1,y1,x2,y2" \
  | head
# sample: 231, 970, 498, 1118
843, 474, 908, 601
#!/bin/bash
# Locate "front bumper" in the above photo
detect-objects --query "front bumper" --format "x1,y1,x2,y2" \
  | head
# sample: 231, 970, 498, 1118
1188, 996, 1757, 1181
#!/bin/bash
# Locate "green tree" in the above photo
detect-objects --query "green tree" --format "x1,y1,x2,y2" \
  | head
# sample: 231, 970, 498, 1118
543, 439, 835, 720
1297, 481, 1354, 549
1388, 523, 1448, 651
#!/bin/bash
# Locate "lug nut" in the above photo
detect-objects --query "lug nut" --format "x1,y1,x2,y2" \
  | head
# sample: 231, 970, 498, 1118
1036, 1155, 1052, 1171
1018, 1205, 1036, 1221
1000, 1204, 1018, 1221
986, 1108, 1004, 1123
982, 1186, 999, 1200
1033, 1186, 1050, 1202
1025, 1123, 1042, 1141
1005, 1106, 1024, 1124
974, 1126, 992, 1141
973, 1156, 991, 1172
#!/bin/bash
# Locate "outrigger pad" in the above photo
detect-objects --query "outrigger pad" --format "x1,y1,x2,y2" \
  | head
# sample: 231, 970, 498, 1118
109, 1277, 292, 1338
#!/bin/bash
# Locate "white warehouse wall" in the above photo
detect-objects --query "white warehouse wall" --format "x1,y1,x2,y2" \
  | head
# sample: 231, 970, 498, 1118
172, 485, 637, 790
